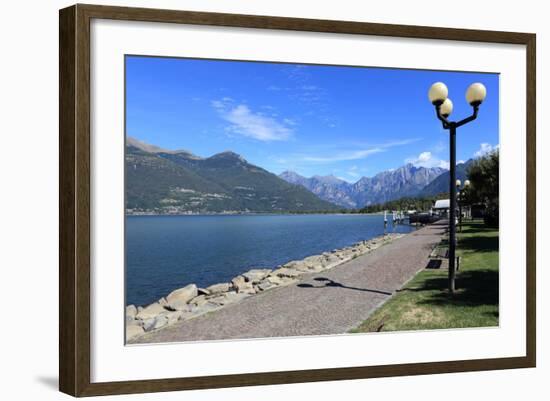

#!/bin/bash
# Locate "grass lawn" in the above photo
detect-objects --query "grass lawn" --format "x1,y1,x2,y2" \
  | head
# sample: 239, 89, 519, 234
350, 220, 499, 332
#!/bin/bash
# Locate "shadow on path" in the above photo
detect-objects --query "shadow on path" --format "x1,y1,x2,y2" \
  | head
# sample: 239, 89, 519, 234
297, 277, 393, 296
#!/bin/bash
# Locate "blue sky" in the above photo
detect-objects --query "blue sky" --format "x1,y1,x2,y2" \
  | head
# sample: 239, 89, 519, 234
126, 56, 499, 182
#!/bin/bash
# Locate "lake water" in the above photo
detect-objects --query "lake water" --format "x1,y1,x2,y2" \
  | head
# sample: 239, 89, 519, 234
126, 214, 416, 306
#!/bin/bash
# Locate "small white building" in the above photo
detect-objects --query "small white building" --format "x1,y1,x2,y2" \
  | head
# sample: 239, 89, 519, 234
433, 199, 450, 210
432, 199, 469, 221
433, 199, 450, 218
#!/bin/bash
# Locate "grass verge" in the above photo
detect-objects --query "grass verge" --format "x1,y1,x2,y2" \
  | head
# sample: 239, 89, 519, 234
350, 220, 499, 332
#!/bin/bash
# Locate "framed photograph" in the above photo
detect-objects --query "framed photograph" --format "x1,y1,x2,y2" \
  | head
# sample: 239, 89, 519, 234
59, 4, 536, 397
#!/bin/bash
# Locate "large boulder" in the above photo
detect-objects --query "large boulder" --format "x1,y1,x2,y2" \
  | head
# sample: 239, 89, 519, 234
205, 282, 231, 295
335, 251, 354, 261
305, 264, 326, 273
256, 279, 277, 292
271, 267, 303, 279
189, 294, 208, 307
283, 260, 310, 272
136, 302, 166, 320
323, 254, 342, 269
238, 282, 256, 294
207, 291, 248, 306
242, 269, 272, 283
126, 323, 144, 341
152, 315, 169, 330
126, 305, 137, 319
166, 284, 198, 311
197, 287, 210, 296
140, 314, 171, 332
231, 275, 256, 294
163, 310, 185, 325
231, 275, 245, 287
302, 255, 323, 266
184, 302, 222, 320
142, 318, 157, 332
266, 274, 296, 286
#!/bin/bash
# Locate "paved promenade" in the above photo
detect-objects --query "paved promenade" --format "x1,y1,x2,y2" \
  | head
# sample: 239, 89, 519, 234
134, 221, 447, 343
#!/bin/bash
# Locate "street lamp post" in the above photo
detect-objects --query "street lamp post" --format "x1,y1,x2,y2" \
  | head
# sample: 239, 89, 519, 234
456, 179, 471, 232
428, 82, 486, 294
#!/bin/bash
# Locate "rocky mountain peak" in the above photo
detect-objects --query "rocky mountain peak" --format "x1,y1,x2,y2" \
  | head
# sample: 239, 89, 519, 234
311, 174, 347, 186
209, 151, 247, 163
127, 136, 201, 159
280, 164, 447, 209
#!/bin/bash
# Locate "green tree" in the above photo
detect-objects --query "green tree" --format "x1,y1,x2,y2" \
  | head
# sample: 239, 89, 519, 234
359, 193, 448, 214
466, 150, 499, 226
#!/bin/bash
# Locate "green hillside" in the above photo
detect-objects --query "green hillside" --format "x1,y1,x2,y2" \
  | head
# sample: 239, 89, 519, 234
125, 143, 339, 214
419, 160, 473, 197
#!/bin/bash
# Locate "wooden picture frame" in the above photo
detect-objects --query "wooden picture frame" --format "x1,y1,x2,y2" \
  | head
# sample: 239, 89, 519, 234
59, 3, 536, 397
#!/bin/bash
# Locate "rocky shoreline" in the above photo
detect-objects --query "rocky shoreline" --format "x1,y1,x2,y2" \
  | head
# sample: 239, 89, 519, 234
126, 233, 404, 341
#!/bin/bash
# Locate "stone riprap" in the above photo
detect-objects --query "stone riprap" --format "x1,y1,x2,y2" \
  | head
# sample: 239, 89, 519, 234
125, 233, 403, 341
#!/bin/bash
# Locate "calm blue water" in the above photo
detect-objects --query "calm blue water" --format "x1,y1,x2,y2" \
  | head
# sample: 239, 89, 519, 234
126, 214, 415, 306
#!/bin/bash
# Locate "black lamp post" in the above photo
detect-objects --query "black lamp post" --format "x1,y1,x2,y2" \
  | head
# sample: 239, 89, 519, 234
428, 82, 487, 294
456, 179, 471, 232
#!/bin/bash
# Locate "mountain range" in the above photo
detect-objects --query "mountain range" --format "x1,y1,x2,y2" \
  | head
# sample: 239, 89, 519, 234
125, 137, 339, 213
126, 136, 471, 213
280, 164, 449, 208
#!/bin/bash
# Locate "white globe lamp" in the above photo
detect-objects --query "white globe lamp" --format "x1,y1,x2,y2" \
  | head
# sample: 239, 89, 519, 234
466, 83, 487, 106
440, 98, 453, 117
428, 82, 448, 106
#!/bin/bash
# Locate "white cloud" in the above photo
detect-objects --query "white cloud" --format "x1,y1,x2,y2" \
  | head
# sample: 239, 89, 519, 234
292, 138, 420, 164
212, 99, 292, 142
406, 151, 450, 169
380, 138, 421, 147
303, 148, 384, 163
474, 143, 499, 157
